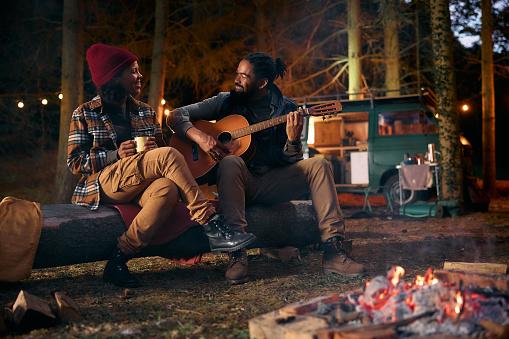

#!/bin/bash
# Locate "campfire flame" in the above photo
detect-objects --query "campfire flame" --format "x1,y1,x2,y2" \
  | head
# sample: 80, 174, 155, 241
333, 266, 509, 336
358, 266, 496, 326
388, 266, 405, 286
454, 291, 463, 314
415, 267, 438, 286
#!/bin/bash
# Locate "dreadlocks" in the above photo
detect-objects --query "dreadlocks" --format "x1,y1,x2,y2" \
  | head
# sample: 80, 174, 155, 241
243, 52, 287, 84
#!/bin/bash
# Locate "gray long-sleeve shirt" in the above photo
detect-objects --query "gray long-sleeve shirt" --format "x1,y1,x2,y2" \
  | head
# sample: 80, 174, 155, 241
167, 85, 303, 168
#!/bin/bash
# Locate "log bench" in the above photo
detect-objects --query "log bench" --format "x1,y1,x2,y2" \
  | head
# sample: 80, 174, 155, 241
33, 201, 320, 269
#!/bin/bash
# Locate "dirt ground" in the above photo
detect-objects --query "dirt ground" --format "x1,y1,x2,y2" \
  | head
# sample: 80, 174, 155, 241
1, 189, 508, 338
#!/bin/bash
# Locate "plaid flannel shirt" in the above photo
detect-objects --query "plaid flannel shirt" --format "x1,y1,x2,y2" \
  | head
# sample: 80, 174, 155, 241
67, 95, 165, 210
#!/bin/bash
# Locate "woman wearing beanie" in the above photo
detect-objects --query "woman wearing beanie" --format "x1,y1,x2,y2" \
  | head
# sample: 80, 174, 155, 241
67, 44, 255, 287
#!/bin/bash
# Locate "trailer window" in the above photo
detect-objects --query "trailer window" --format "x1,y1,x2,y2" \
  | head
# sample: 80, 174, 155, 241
378, 111, 438, 135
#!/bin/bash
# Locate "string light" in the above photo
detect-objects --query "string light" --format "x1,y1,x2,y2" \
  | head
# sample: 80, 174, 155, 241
462, 104, 469, 111
12, 94, 174, 111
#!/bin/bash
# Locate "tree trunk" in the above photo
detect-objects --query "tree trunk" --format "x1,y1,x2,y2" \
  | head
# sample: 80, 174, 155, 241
148, 0, 167, 126
33, 201, 320, 269
383, 0, 401, 97
481, 0, 497, 197
430, 0, 463, 203
52, 0, 84, 204
255, 0, 270, 52
347, 0, 363, 100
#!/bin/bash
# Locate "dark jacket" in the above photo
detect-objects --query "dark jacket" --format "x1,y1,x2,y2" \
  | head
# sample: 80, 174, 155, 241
168, 84, 303, 168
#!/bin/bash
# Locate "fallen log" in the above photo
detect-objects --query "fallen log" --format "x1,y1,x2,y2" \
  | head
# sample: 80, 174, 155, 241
442, 262, 507, 275
33, 201, 320, 269
433, 269, 509, 293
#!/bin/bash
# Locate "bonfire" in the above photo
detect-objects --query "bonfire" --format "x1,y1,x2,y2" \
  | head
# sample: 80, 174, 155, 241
311, 266, 509, 337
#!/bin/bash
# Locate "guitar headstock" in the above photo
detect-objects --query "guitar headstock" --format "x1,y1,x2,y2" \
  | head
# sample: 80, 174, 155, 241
305, 100, 342, 118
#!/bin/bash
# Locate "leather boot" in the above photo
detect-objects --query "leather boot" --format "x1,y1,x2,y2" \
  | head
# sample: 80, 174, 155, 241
103, 246, 140, 287
225, 248, 248, 285
202, 214, 256, 255
322, 237, 367, 277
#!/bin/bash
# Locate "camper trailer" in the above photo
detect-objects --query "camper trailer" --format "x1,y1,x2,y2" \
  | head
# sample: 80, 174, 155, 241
295, 88, 451, 208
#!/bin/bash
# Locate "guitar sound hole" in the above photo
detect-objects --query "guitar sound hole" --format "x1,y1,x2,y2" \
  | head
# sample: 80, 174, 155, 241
218, 132, 233, 145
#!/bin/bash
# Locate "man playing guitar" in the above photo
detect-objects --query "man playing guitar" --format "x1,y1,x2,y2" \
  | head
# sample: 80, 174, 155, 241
167, 52, 366, 284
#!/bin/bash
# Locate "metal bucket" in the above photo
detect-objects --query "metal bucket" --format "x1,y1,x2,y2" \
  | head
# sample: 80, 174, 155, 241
399, 204, 443, 218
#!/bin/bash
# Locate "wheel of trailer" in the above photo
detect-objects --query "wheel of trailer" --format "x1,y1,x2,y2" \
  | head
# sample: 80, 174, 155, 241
383, 174, 420, 208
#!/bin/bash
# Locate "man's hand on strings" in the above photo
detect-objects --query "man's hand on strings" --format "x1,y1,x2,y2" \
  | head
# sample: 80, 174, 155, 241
199, 135, 231, 162
286, 107, 304, 142
186, 127, 231, 162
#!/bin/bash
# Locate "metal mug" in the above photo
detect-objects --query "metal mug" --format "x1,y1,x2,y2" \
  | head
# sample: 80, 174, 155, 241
134, 136, 149, 153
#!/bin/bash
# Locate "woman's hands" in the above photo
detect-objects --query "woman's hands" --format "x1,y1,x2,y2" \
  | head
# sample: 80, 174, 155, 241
117, 137, 158, 159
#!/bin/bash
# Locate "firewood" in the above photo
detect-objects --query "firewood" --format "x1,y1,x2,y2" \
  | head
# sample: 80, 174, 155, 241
434, 269, 509, 292
282, 288, 364, 315
480, 319, 509, 339
54, 292, 81, 322
248, 311, 329, 339
281, 295, 341, 315
317, 327, 398, 339
12, 290, 57, 331
443, 262, 507, 274
330, 310, 435, 334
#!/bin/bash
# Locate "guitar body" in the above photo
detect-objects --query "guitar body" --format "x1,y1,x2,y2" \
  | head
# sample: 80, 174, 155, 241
170, 115, 254, 184
170, 100, 342, 185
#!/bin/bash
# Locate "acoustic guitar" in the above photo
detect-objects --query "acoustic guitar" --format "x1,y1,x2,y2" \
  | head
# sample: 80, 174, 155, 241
170, 100, 342, 184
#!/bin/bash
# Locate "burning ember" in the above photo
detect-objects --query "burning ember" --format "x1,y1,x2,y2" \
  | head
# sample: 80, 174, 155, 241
313, 266, 509, 337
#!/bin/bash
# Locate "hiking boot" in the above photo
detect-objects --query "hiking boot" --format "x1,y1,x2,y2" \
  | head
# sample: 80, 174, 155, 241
322, 237, 367, 277
225, 248, 248, 285
202, 214, 256, 255
103, 246, 140, 287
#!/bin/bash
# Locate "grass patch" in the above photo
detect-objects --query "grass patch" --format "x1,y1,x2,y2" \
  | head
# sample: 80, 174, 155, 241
1, 154, 509, 337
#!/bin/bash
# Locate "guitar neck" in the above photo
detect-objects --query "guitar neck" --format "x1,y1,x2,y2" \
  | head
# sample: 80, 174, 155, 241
231, 108, 313, 140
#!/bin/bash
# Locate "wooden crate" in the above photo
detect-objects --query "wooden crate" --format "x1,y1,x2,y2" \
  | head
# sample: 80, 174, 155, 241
313, 120, 343, 147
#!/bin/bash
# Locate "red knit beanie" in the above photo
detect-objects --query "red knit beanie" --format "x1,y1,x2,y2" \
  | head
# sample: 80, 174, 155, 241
86, 44, 138, 87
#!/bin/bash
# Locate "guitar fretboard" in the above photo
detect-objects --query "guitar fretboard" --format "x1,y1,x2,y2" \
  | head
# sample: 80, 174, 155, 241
231, 108, 314, 140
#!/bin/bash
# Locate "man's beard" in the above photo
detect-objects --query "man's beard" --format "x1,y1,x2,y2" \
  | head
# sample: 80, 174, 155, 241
230, 86, 252, 104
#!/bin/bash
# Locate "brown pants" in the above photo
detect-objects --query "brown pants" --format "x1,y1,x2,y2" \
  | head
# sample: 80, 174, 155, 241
216, 156, 344, 242
99, 147, 214, 254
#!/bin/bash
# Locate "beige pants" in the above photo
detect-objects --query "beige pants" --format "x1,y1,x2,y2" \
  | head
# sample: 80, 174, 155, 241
216, 156, 345, 242
99, 147, 214, 254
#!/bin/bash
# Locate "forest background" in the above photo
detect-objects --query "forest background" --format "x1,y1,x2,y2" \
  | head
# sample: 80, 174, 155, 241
1, 2, 509, 337
0, 0, 508, 205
